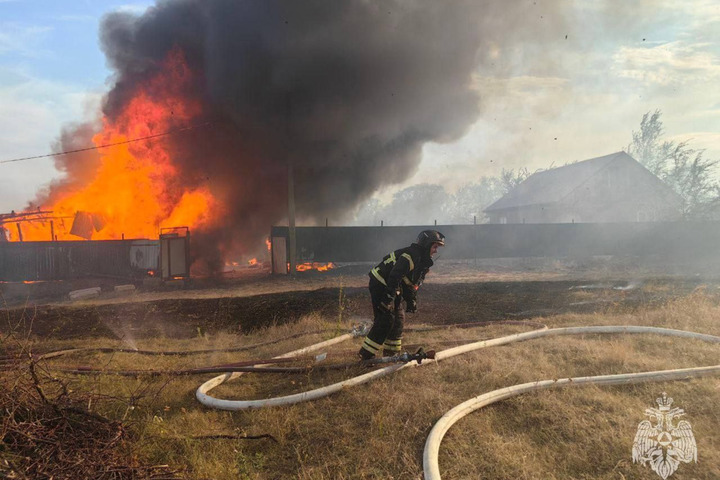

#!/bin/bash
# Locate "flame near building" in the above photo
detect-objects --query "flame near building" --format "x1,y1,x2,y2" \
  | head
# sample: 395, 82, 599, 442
18, 50, 220, 244
11, 0, 543, 272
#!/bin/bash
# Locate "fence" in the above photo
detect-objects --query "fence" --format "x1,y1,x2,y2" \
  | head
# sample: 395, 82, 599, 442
4, 222, 719, 280
270, 222, 720, 271
0, 240, 159, 281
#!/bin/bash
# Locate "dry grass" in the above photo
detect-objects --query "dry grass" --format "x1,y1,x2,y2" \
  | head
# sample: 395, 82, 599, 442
2, 288, 720, 479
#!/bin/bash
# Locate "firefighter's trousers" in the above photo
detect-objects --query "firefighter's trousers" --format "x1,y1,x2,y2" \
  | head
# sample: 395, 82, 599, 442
359, 280, 405, 358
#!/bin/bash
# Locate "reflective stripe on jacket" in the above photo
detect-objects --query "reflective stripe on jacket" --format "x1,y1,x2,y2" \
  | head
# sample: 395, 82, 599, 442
369, 243, 432, 294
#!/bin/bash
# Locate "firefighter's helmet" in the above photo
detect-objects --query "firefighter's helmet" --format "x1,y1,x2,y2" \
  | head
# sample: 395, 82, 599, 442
416, 230, 445, 249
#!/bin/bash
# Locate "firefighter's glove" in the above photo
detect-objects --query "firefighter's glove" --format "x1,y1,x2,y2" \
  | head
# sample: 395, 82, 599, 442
380, 292, 395, 312
406, 298, 418, 314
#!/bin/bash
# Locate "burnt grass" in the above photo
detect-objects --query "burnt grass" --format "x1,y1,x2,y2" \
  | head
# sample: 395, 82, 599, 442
3, 278, 712, 341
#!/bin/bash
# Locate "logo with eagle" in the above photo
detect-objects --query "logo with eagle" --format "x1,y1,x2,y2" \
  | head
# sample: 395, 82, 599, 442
632, 392, 697, 479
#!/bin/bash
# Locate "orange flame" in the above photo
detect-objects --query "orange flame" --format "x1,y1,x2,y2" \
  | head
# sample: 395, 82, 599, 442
295, 262, 335, 272
13, 48, 220, 242
248, 258, 258, 266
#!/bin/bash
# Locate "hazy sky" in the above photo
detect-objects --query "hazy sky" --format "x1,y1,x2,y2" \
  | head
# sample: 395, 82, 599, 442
1, 0, 719, 213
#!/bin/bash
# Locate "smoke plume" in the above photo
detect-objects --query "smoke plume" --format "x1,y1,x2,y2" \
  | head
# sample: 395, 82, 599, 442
42, 0, 568, 270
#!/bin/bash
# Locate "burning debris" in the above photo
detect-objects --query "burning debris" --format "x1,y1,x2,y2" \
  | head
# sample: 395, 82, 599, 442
296, 262, 336, 273
18, 0, 531, 271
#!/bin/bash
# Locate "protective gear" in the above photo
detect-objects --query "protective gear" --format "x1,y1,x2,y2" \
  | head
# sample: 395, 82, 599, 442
369, 244, 428, 295
382, 337, 402, 356
406, 297, 418, 313
416, 230, 445, 250
359, 230, 443, 361
357, 349, 375, 361
359, 284, 404, 359
379, 291, 395, 311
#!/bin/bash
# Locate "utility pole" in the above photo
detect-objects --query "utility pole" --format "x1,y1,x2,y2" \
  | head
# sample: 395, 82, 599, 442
288, 163, 297, 276
284, 93, 297, 277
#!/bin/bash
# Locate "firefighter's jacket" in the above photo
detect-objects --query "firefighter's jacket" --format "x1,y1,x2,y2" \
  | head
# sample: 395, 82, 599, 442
369, 243, 433, 303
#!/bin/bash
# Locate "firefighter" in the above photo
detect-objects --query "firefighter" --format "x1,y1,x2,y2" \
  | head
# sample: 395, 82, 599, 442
358, 229, 445, 360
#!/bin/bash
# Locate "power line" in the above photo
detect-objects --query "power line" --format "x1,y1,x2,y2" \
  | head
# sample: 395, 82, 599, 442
0, 122, 213, 165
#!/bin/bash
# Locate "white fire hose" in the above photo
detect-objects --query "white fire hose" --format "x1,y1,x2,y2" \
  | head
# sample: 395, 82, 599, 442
196, 323, 551, 410
197, 324, 720, 477
423, 364, 720, 480
196, 325, 720, 419
422, 326, 720, 480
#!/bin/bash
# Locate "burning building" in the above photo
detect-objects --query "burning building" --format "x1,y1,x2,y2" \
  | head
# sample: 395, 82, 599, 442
9, 0, 490, 274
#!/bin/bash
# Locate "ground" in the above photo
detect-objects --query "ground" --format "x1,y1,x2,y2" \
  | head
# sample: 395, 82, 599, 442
2, 258, 720, 479
3, 258, 718, 340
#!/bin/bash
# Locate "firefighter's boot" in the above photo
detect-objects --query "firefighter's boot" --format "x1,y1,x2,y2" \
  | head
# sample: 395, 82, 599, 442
357, 348, 375, 361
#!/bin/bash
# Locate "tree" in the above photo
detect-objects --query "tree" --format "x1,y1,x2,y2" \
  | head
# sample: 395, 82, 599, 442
351, 198, 384, 226
447, 178, 504, 223
628, 110, 720, 219
349, 169, 532, 225
384, 184, 450, 225
628, 110, 672, 177
663, 142, 720, 218
499, 167, 531, 194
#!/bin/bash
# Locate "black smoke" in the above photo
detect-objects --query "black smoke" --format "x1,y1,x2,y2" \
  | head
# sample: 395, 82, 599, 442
51, 0, 512, 270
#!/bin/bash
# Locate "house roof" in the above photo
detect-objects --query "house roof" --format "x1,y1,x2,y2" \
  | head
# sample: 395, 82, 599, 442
485, 151, 631, 212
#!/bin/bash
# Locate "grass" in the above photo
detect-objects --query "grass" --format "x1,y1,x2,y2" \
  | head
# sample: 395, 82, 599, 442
2, 289, 720, 479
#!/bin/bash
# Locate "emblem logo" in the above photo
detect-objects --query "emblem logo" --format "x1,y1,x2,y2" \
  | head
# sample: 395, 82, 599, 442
632, 392, 697, 479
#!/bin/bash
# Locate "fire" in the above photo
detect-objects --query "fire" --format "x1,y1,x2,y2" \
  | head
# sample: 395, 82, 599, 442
12, 48, 220, 242
295, 262, 335, 272
248, 258, 258, 266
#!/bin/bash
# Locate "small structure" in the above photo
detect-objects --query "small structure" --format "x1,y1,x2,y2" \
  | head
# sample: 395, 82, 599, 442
484, 152, 682, 224
160, 227, 190, 279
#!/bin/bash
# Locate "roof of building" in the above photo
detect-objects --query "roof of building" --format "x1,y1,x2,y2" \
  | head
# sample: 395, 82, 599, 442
485, 151, 636, 212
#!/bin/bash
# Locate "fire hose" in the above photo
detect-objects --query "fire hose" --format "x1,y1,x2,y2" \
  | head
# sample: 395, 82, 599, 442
11, 320, 720, 478
194, 321, 545, 409
17, 321, 541, 375
195, 325, 720, 413
1, 321, 533, 365
192, 324, 720, 477
422, 326, 720, 480
2, 328, 341, 362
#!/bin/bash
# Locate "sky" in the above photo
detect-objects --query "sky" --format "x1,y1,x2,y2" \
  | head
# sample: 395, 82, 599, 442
1, 0, 719, 213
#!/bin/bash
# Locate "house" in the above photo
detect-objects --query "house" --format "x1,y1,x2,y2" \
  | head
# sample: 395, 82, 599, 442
484, 152, 682, 224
